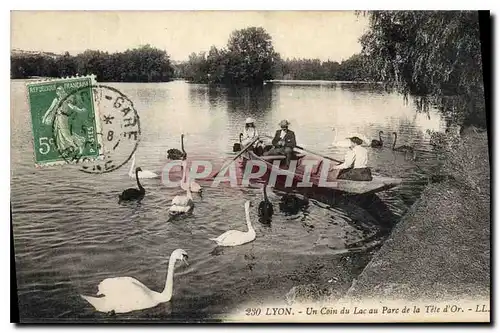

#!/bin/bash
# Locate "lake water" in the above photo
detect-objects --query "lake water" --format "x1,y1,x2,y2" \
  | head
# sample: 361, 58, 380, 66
11, 80, 446, 322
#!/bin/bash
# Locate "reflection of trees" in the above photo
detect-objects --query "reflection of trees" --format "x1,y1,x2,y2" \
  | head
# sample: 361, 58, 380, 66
226, 84, 273, 115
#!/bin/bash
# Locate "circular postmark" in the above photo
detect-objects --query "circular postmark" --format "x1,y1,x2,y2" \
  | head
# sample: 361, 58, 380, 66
53, 84, 140, 174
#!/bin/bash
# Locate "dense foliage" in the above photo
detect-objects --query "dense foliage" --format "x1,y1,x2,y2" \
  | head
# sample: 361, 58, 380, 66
278, 54, 377, 81
177, 27, 281, 85
11, 45, 175, 82
359, 11, 486, 128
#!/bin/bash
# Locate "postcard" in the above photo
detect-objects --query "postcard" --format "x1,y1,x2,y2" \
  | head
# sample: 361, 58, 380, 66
10, 10, 490, 323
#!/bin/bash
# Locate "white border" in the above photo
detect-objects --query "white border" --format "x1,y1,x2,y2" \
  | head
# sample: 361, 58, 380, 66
3, 2, 498, 333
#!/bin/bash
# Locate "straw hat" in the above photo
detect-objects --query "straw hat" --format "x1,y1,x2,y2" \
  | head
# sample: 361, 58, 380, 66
279, 119, 290, 127
245, 117, 255, 124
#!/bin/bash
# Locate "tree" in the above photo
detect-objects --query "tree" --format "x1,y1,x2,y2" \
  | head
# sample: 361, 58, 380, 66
224, 27, 280, 85
359, 11, 485, 128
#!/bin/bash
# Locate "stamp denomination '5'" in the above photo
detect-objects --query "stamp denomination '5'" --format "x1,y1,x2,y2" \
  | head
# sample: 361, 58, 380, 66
26, 75, 103, 167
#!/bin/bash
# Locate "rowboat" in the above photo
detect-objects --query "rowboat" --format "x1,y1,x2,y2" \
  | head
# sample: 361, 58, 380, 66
239, 150, 403, 196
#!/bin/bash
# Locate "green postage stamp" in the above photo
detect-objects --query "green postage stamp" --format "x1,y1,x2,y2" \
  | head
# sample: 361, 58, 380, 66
26, 75, 103, 167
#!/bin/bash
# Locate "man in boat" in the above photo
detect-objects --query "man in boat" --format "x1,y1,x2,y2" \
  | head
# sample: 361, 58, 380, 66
331, 136, 373, 181
242, 117, 264, 155
264, 119, 297, 167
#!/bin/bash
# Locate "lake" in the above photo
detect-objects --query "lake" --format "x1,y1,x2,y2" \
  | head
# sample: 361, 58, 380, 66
11, 80, 446, 322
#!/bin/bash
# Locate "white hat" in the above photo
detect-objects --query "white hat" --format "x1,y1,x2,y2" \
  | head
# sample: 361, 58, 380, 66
245, 117, 255, 124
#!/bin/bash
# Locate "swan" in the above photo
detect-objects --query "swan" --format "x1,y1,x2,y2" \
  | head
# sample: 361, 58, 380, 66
258, 184, 274, 223
392, 132, 416, 160
370, 131, 384, 148
128, 153, 159, 179
80, 249, 189, 314
279, 193, 309, 215
233, 133, 243, 152
166, 134, 186, 160
169, 162, 195, 215
119, 167, 145, 203
180, 158, 202, 194
210, 201, 255, 246
330, 128, 351, 147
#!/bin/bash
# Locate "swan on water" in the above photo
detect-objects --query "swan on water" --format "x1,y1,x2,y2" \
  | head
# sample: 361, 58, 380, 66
166, 134, 186, 160
128, 153, 159, 179
180, 158, 202, 194
80, 249, 189, 314
119, 167, 145, 203
210, 201, 255, 246
392, 132, 416, 160
169, 163, 195, 215
233, 133, 243, 152
370, 131, 384, 148
258, 184, 274, 223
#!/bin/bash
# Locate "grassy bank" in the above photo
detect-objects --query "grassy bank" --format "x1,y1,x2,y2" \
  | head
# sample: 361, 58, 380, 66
344, 129, 490, 301
284, 129, 490, 305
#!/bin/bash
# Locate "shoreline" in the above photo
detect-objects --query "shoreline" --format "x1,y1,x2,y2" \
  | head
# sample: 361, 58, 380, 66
342, 130, 490, 304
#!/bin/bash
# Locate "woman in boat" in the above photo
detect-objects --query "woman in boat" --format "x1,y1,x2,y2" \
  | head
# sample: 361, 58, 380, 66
242, 117, 264, 155
331, 136, 372, 181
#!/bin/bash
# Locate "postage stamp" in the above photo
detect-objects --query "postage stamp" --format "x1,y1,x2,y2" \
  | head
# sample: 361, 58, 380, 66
26, 75, 103, 167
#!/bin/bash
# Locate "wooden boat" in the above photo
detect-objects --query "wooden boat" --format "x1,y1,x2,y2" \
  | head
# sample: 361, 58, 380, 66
239, 150, 403, 196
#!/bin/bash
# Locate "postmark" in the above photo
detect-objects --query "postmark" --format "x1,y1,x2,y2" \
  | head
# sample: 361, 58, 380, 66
26, 75, 103, 167
78, 84, 141, 174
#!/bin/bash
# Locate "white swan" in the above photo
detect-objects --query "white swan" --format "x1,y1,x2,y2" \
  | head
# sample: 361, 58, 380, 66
80, 249, 188, 314
210, 201, 255, 246
180, 159, 202, 193
128, 153, 159, 179
169, 163, 195, 215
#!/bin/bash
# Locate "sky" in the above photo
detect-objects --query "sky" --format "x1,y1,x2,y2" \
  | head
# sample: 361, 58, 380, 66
11, 11, 369, 62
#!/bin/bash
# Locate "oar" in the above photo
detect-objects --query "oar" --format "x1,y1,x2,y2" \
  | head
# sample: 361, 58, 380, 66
263, 135, 343, 164
214, 136, 260, 177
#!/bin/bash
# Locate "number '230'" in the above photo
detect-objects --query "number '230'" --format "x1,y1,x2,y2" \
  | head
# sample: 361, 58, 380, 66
38, 137, 54, 155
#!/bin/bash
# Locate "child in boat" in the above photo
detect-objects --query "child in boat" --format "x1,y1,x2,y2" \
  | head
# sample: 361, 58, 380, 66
242, 117, 264, 155
331, 136, 372, 181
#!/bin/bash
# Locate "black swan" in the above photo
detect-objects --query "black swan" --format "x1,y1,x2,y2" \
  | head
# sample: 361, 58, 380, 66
167, 134, 186, 160
392, 132, 416, 160
279, 193, 309, 215
233, 133, 243, 152
258, 185, 274, 223
118, 167, 145, 203
370, 131, 384, 148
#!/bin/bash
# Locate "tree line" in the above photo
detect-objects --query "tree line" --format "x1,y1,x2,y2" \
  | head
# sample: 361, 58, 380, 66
12, 27, 376, 84
12, 14, 486, 128
11, 45, 174, 82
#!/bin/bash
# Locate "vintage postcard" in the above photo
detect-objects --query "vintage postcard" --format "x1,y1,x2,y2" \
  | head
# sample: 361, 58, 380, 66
10, 10, 490, 323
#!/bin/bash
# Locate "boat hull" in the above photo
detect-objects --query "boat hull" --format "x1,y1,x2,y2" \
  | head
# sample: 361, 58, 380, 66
239, 151, 402, 195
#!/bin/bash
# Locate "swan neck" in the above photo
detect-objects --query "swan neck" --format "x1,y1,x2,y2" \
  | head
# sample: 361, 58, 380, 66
129, 154, 135, 175
263, 186, 268, 201
392, 133, 397, 149
379, 132, 383, 142
136, 169, 144, 190
181, 135, 186, 156
161, 254, 177, 301
245, 205, 253, 232
181, 160, 187, 184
